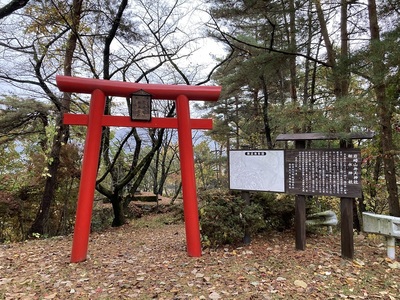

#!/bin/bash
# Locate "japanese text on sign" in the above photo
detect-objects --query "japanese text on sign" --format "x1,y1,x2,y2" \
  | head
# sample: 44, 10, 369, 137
131, 91, 152, 121
285, 149, 361, 198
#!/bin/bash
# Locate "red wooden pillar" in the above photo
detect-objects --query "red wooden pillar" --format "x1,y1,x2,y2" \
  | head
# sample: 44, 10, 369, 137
176, 94, 202, 257
71, 89, 106, 263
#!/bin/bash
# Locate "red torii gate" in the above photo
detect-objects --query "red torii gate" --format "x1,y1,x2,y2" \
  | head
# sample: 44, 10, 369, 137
56, 75, 221, 263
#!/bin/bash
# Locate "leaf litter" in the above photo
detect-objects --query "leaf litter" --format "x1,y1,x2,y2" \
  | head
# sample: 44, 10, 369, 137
0, 213, 399, 299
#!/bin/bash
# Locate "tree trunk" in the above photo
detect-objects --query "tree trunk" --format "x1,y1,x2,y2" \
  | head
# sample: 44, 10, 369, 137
170, 182, 182, 205
288, 0, 297, 104
29, 125, 66, 235
0, 0, 30, 19
314, 0, 348, 99
367, 0, 400, 216
260, 75, 274, 149
314, 0, 336, 68
339, 0, 349, 97
97, 0, 130, 225
153, 147, 160, 195
29, 0, 83, 236
304, 0, 320, 134
111, 195, 126, 227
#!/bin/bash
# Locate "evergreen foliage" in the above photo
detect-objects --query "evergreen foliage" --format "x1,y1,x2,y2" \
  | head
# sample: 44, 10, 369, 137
199, 189, 266, 247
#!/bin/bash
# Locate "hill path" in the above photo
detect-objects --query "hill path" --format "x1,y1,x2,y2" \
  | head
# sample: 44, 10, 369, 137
0, 214, 399, 299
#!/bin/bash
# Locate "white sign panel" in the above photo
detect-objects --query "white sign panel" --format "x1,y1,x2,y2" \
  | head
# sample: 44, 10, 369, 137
229, 150, 285, 192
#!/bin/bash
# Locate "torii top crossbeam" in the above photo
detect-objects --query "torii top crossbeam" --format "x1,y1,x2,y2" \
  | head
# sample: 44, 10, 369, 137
56, 75, 221, 100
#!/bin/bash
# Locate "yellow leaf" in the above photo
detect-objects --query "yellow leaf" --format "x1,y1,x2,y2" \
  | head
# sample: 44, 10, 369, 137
44, 293, 57, 299
294, 279, 307, 289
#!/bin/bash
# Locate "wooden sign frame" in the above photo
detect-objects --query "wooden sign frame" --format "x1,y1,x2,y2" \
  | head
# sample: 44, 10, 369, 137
129, 89, 152, 121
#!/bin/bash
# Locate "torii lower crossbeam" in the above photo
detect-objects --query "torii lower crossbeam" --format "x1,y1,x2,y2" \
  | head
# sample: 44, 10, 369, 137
56, 75, 221, 263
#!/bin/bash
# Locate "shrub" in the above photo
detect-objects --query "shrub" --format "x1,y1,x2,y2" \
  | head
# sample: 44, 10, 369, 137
251, 192, 295, 231
199, 189, 266, 247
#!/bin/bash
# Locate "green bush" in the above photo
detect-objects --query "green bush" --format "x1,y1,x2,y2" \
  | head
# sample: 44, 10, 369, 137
251, 192, 295, 231
199, 189, 266, 247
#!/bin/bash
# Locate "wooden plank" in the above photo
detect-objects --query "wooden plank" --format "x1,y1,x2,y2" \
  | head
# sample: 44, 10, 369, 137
63, 113, 89, 125
276, 132, 374, 141
341, 198, 354, 259
241, 191, 251, 245
56, 75, 221, 101
295, 195, 306, 250
63, 114, 213, 129
339, 140, 355, 260
294, 140, 306, 251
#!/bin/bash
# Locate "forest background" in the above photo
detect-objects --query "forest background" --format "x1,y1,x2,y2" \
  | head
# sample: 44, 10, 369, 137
0, 0, 399, 243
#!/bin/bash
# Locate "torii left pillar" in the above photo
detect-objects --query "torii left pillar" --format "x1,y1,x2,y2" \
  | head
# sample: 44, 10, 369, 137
72, 89, 105, 262
56, 75, 221, 262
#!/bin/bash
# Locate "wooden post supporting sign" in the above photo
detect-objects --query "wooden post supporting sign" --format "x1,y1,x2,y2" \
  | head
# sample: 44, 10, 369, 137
340, 139, 355, 259
276, 132, 374, 258
294, 140, 306, 251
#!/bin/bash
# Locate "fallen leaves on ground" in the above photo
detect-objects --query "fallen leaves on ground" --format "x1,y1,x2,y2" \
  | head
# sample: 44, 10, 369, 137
0, 214, 399, 300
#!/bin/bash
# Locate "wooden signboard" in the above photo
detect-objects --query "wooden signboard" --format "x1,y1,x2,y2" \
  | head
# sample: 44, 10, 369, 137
276, 132, 372, 260
285, 149, 361, 198
229, 148, 362, 197
130, 90, 152, 121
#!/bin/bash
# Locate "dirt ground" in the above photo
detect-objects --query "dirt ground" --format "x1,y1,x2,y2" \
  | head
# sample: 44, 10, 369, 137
0, 212, 399, 300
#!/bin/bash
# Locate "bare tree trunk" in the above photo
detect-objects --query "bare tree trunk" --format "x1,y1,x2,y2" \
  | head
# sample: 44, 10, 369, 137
97, 0, 128, 226
315, 0, 348, 99
260, 75, 273, 149
156, 135, 178, 196
153, 147, 161, 195
304, 0, 320, 134
111, 194, 125, 227
170, 182, 182, 205
288, 0, 297, 104
314, 0, 336, 68
0, 0, 30, 19
29, 0, 83, 236
340, 0, 349, 97
367, 0, 400, 216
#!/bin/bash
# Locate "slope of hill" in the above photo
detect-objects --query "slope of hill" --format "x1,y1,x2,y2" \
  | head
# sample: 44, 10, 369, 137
0, 213, 399, 299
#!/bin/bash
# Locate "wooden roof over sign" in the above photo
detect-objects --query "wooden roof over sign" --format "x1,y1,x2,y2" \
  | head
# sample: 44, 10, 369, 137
276, 132, 375, 141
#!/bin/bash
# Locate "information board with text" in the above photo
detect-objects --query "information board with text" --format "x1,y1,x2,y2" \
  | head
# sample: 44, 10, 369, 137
229, 148, 362, 198
285, 149, 361, 198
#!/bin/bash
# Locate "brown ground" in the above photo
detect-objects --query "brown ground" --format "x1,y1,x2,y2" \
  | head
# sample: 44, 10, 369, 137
0, 212, 399, 300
